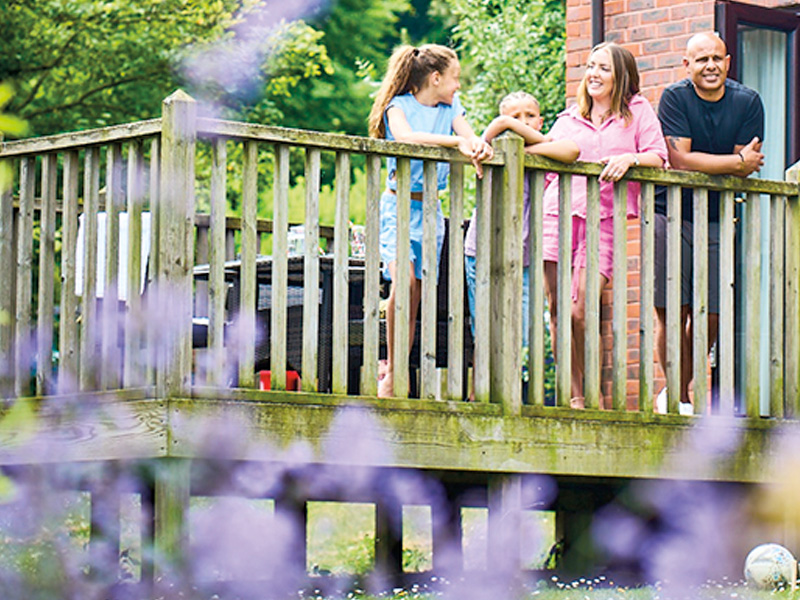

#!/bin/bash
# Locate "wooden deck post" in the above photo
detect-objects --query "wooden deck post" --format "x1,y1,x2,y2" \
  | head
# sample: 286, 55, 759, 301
554, 489, 597, 576
153, 458, 191, 584
487, 474, 522, 573
490, 134, 525, 413
431, 488, 463, 574
88, 476, 122, 584
375, 499, 403, 585
157, 90, 196, 396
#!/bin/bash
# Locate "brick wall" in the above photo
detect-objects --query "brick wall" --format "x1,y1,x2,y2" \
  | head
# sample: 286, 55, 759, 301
564, 0, 798, 407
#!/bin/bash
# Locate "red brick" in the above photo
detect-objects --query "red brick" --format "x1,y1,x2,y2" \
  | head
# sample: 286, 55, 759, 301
670, 3, 703, 20
629, 25, 656, 42
688, 16, 714, 32
656, 52, 684, 69
643, 38, 671, 54
641, 8, 669, 23
607, 0, 625, 15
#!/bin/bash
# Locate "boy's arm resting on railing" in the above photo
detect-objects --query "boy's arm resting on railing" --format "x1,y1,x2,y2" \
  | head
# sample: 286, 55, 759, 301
481, 115, 579, 164
666, 134, 765, 177
526, 140, 580, 164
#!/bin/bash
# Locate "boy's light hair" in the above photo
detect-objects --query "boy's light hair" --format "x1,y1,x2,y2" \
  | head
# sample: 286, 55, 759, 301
499, 91, 540, 113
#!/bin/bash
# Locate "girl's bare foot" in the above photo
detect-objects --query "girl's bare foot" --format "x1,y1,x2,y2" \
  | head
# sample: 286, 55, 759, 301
378, 372, 394, 398
570, 396, 585, 409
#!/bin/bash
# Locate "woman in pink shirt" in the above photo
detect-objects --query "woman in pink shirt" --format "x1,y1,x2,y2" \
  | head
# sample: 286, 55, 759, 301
542, 42, 668, 408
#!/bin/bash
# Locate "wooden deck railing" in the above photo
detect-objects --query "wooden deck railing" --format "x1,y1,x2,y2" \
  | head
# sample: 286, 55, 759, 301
1, 90, 799, 418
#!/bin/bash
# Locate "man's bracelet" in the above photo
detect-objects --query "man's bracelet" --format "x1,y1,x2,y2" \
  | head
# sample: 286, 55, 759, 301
738, 151, 745, 162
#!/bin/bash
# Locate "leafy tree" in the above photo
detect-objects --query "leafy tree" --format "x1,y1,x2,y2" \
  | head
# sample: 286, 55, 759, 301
272, 0, 412, 136
440, 0, 566, 130
0, 0, 331, 136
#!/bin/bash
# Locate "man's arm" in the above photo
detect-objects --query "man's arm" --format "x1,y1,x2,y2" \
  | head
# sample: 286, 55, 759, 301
666, 135, 764, 177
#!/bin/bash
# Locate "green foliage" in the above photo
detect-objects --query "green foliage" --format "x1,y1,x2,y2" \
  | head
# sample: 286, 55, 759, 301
445, 0, 567, 131
272, 0, 413, 136
1, 0, 255, 134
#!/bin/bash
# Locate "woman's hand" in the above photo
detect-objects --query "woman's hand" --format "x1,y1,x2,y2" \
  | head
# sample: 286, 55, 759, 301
599, 152, 637, 182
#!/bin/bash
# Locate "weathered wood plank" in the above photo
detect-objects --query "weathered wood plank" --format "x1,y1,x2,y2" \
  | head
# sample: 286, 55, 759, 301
744, 193, 761, 417
474, 171, 492, 403
718, 191, 736, 414
612, 182, 627, 411
80, 148, 101, 391
59, 151, 80, 393
639, 182, 655, 413
556, 174, 572, 408
102, 143, 124, 390
528, 170, 546, 407
15, 157, 36, 397
36, 154, 57, 396
331, 151, 350, 395
665, 184, 682, 414
784, 162, 800, 418
125, 141, 146, 388
360, 154, 381, 397
393, 158, 411, 399
446, 163, 465, 401
153, 458, 191, 583
420, 160, 438, 400
302, 148, 321, 391
770, 193, 785, 418
271, 145, 290, 391
206, 138, 227, 387
238, 140, 258, 389
157, 91, 196, 396
145, 137, 160, 387
0, 120, 162, 158
166, 394, 794, 484
584, 176, 600, 410
0, 161, 16, 395
0, 392, 166, 464
692, 188, 708, 416
492, 135, 524, 414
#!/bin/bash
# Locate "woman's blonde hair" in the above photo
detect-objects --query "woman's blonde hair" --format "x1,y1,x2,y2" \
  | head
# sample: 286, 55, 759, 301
576, 42, 640, 124
368, 44, 458, 138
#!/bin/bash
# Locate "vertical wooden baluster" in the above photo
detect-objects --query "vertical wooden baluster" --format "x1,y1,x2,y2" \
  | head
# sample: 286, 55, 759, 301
302, 148, 321, 391
36, 153, 57, 396
59, 151, 80, 393
360, 154, 381, 397
331, 151, 350, 395
80, 147, 100, 391
15, 157, 35, 397
420, 160, 438, 400
447, 162, 465, 401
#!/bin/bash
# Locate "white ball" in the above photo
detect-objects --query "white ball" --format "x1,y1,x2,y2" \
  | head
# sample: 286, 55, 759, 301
744, 543, 797, 590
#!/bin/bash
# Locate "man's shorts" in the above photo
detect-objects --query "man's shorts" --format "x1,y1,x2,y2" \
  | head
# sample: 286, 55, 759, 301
653, 212, 720, 313
379, 190, 444, 281
542, 213, 614, 300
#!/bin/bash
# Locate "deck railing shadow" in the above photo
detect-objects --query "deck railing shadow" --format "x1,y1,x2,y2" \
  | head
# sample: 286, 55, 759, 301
1, 90, 799, 419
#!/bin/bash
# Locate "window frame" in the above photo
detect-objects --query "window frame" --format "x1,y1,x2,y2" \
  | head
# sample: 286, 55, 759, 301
717, 0, 800, 166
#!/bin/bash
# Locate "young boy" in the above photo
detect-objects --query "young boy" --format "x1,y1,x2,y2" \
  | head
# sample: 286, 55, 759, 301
463, 92, 578, 398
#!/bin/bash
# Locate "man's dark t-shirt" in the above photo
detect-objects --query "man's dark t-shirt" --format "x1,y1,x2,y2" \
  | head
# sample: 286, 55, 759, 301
654, 78, 765, 222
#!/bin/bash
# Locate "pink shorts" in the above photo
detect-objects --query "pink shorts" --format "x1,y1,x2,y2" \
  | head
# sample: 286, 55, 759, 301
542, 214, 614, 300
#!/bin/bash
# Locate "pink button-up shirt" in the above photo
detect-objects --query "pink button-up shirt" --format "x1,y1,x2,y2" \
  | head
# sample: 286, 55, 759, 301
543, 94, 668, 220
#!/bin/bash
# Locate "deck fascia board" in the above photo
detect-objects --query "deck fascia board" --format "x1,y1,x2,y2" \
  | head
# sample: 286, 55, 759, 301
168, 390, 788, 484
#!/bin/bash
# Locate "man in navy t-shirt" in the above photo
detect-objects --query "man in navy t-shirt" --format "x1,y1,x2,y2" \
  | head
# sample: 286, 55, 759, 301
653, 32, 765, 413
